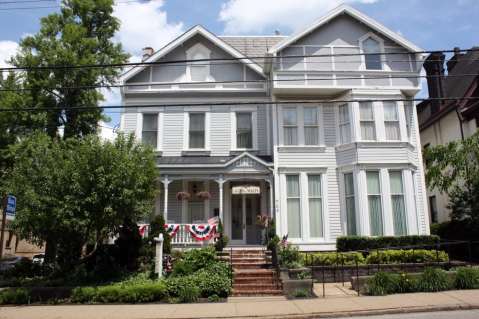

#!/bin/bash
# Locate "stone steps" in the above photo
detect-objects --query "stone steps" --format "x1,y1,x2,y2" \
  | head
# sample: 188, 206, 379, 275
231, 289, 283, 296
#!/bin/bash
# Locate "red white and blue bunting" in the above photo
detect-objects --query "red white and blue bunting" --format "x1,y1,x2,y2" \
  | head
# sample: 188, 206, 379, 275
164, 224, 180, 238
187, 224, 216, 241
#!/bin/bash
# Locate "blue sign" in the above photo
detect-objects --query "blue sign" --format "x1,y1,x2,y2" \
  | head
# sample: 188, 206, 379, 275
5, 195, 16, 220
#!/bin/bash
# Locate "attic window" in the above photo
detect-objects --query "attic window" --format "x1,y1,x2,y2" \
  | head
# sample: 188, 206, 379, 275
186, 43, 211, 82
362, 37, 382, 70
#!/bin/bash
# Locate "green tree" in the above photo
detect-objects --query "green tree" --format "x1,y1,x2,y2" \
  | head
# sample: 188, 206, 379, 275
2, 133, 158, 267
10, 0, 129, 138
424, 132, 479, 225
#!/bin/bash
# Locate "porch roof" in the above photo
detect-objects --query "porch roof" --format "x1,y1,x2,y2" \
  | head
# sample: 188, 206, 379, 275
156, 155, 273, 167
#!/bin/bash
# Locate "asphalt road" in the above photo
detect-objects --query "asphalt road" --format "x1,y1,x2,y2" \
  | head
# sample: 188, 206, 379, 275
341, 310, 479, 319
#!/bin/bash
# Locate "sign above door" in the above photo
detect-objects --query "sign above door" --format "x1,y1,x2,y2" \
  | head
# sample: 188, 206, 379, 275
232, 185, 260, 195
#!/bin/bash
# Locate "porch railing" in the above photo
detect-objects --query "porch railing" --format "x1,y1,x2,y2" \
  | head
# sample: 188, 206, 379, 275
170, 224, 215, 246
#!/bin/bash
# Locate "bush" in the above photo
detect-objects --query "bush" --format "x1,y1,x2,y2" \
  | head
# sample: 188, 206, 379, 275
279, 244, 302, 268
290, 289, 311, 298
214, 220, 229, 252
302, 252, 365, 266
207, 294, 221, 302
0, 288, 30, 305
195, 269, 231, 297
71, 287, 97, 303
416, 268, 452, 292
454, 267, 479, 289
178, 284, 200, 303
171, 247, 216, 277
366, 272, 398, 296
337, 235, 440, 252
365, 249, 448, 264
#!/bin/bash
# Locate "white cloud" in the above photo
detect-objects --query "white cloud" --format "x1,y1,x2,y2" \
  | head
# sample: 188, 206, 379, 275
0, 40, 18, 69
113, 0, 184, 57
219, 0, 378, 34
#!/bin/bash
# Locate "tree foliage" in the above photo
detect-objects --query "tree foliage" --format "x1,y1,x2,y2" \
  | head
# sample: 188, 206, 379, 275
10, 0, 129, 138
2, 133, 158, 268
424, 132, 479, 224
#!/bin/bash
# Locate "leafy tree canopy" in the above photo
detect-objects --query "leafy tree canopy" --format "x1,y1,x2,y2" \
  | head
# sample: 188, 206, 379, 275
10, 0, 129, 138
2, 133, 158, 268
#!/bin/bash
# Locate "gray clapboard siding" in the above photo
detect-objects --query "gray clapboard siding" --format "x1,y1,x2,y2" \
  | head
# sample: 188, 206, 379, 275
257, 105, 268, 154
122, 113, 138, 134
162, 111, 185, 156
323, 105, 337, 147
210, 111, 231, 156
327, 168, 342, 240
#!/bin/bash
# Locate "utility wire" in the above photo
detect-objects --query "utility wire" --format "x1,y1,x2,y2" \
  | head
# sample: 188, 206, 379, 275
0, 0, 155, 11
1, 48, 478, 73
1, 96, 477, 113
0, 73, 478, 93
0, 0, 55, 4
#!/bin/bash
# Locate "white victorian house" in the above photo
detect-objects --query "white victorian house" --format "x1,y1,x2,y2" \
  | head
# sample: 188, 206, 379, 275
119, 5, 430, 251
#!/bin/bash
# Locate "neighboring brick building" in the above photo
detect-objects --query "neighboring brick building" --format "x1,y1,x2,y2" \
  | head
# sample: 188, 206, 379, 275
417, 47, 479, 223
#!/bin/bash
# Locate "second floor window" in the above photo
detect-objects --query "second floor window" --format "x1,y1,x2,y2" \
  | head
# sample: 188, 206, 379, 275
189, 113, 205, 149
236, 112, 253, 149
359, 102, 376, 140
384, 102, 400, 140
338, 104, 351, 144
363, 37, 382, 70
142, 113, 158, 148
304, 107, 320, 145
283, 108, 298, 145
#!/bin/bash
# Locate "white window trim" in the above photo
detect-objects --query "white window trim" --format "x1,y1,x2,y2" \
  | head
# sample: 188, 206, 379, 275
185, 43, 214, 82
305, 173, 327, 240
365, 170, 387, 236
279, 105, 324, 147
339, 171, 359, 236
138, 112, 163, 151
388, 170, 408, 235
358, 101, 377, 141
231, 110, 258, 151
382, 101, 402, 141
336, 103, 352, 145
284, 173, 302, 240
183, 112, 210, 151
358, 32, 390, 72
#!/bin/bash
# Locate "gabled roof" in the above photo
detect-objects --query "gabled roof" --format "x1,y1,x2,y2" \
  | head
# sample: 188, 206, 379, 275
269, 4, 423, 54
121, 25, 265, 83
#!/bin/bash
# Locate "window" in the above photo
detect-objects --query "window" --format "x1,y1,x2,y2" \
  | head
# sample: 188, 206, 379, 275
390, 171, 407, 235
286, 175, 301, 238
363, 37, 382, 70
338, 104, 351, 144
236, 112, 253, 149
283, 108, 298, 145
367, 171, 383, 236
359, 102, 376, 140
344, 173, 357, 235
384, 102, 400, 140
189, 113, 205, 149
308, 175, 323, 238
429, 196, 438, 223
142, 113, 158, 148
304, 107, 320, 145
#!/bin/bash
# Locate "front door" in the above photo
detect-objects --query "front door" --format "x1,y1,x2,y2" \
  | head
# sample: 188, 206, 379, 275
230, 195, 261, 245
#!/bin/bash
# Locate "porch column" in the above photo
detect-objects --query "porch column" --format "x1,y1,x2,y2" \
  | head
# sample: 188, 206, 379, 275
215, 175, 225, 223
266, 177, 274, 218
161, 175, 172, 222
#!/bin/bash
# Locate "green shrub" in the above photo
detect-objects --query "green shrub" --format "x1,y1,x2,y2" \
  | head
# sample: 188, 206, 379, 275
302, 251, 365, 266
214, 220, 229, 252
171, 247, 216, 277
279, 244, 302, 268
71, 287, 97, 303
365, 249, 448, 264
416, 268, 452, 292
395, 273, 416, 293
296, 270, 312, 280
177, 283, 200, 303
454, 267, 479, 289
337, 235, 440, 252
207, 294, 221, 302
366, 272, 399, 296
0, 288, 30, 305
291, 289, 311, 298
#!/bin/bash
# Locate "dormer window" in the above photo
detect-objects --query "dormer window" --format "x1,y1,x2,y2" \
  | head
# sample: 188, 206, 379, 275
186, 43, 212, 82
362, 37, 382, 70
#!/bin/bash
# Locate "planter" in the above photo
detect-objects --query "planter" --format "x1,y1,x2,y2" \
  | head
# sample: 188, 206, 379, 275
281, 267, 313, 297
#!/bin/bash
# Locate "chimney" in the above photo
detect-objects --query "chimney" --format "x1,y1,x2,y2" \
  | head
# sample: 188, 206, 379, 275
423, 51, 446, 113
446, 47, 462, 73
142, 47, 154, 61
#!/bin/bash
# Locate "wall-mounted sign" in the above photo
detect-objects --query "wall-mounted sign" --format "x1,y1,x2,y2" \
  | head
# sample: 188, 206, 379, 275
232, 185, 260, 195
5, 195, 16, 221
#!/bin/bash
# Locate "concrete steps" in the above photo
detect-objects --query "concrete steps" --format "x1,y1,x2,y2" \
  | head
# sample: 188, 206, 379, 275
230, 249, 282, 297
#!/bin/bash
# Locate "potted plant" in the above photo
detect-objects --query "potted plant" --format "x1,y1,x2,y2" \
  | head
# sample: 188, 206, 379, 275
196, 191, 211, 200
176, 191, 191, 201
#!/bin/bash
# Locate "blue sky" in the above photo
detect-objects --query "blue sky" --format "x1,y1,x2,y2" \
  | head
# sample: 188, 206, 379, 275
0, 0, 478, 127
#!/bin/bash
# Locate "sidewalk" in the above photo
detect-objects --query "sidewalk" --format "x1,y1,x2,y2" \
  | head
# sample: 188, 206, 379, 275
1, 284, 479, 319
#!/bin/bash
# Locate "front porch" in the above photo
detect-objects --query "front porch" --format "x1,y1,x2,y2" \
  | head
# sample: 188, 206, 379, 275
156, 153, 275, 247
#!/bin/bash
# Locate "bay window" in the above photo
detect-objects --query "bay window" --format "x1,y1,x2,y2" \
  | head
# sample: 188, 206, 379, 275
142, 113, 158, 148
384, 102, 400, 140
286, 175, 301, 238
308, 175, 323, 238
344, 173, 357, 235
359, 102, 376, 140
283, 108, 298, 145
338, 104, 351, 144
367, 171, 383, 236
389, 171, 407, 235
189, 113, 205, 149
236, 112, 253, 149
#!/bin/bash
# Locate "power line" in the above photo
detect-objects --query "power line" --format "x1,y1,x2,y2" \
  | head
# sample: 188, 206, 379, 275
1, 48, 478, 73
0, 73, 478, 93
1, 96, 477, 113
0, 0, 55, 4
0, 0, 155, 11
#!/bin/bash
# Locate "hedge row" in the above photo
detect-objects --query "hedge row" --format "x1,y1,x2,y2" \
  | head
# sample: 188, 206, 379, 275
366, 266, 479, 296
336, 235, 440, 252
302, 249, 448, 266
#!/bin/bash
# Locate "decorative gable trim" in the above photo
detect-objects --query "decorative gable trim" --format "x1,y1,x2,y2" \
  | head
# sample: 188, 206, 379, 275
225, 152, 273, 169
121, 25, 265, 83
268, 4, 423, 55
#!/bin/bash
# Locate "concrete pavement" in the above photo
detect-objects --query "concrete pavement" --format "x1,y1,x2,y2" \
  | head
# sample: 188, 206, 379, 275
343, 309, 479, 319
1, 284, 479, 319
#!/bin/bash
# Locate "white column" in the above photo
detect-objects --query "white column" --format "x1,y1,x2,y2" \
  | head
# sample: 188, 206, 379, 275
215, 175, 225, 223
161, 176, 172, 223
266, 177, 274, 218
